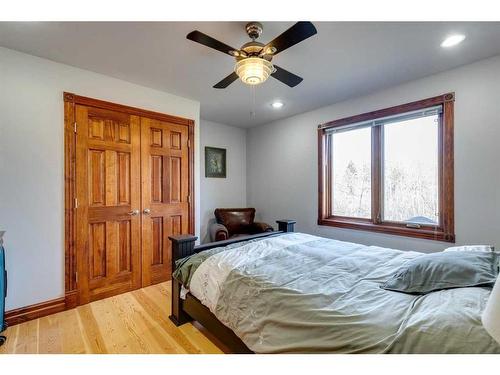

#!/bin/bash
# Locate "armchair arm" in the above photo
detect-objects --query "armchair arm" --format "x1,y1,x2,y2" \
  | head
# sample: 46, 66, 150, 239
210, 223, 229, 242
251, 222, 274, 234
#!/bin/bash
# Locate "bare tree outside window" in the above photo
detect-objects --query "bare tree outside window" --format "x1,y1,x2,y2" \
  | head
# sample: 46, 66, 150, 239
332, 127, 371, 218
383, 116, 439, 224
330, 116, 438, 224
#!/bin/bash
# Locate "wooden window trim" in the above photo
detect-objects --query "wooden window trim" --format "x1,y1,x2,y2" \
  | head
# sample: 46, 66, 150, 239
318, 93, 455, 243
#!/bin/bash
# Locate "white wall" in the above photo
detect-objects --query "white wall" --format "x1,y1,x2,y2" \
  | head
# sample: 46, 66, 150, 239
200, 120, 246, 243
0, 47, 201, 310
247, 54, 500, 254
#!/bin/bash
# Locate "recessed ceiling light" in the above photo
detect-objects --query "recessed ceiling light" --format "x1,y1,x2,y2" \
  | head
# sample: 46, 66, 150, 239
271, 101, 284, 109
441, 34, 466, 48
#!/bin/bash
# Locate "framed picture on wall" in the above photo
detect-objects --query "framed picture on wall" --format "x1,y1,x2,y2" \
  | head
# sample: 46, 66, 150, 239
205, 146, 226, 178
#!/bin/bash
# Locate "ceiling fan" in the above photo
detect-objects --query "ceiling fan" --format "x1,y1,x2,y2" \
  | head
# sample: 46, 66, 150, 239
186, 22, 317, 89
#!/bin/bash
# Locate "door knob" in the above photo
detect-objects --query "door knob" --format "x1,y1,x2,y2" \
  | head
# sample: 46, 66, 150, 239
128, 209, 139, 216
143, 208, 151, 215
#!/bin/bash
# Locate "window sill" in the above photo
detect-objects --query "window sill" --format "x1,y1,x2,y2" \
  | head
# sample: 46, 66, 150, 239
317, 217, 455, 243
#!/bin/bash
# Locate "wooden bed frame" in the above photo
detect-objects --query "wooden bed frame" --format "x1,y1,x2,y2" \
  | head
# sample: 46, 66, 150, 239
168, 220, 296, 353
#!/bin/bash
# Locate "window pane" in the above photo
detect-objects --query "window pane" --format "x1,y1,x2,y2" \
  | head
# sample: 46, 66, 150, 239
383, 115, 439, 225
332, 127, 371, 218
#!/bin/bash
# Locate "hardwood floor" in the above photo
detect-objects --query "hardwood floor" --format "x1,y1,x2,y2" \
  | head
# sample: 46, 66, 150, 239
0, 282, 224, 354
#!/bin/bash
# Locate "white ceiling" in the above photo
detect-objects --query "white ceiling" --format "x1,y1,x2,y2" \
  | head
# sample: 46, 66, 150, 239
1, 22, 500, 127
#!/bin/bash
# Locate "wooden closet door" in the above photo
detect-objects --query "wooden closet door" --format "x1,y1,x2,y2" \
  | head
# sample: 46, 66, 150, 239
75, 105, 142, 304
141, 117, 190, 286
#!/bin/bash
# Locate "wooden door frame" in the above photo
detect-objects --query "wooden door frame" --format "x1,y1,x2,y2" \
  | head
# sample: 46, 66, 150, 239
63, 92, 195, 308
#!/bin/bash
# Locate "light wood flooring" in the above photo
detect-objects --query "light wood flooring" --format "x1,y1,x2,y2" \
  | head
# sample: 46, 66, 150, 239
0, 281, 225, 354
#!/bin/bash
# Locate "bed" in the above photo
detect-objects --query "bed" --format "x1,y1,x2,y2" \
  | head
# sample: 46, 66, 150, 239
168, 221, 500, 354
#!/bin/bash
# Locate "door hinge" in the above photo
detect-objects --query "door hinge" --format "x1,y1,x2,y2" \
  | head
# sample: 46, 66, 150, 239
74, 198, 78, 209
187, 140, 190, 148
73, 122, 77, 133
75, 271, 78, 282
187, 195, 191, 203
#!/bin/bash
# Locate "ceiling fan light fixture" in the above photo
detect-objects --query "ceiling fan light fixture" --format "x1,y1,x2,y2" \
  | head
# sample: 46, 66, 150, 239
235, 57, 274, 86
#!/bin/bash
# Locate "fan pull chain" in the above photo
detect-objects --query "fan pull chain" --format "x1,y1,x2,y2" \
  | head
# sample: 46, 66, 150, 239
250, 86, 256, 119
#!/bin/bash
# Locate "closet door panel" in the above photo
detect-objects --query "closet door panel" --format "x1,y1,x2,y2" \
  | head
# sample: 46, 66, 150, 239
141, 118, 190, 286
75, 105, 141, 304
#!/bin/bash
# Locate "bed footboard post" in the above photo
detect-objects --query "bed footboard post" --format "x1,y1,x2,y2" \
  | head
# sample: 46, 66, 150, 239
276, 220, 296, 233
168, 235, 197, 326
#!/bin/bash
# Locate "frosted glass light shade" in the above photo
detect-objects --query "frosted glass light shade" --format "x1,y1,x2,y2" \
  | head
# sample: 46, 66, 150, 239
483, 277, 500, 344
235, 57, 273, 86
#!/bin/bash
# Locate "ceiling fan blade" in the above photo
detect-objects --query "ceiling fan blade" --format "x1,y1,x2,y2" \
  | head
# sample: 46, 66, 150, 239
213, 72, 239, 89
187, 30, 238, 56
263, 22, 317, 55
271, 65, 303, 87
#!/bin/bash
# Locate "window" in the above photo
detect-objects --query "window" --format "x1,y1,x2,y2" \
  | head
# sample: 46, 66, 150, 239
332, 127, 372, 218
318, 93, 455, 242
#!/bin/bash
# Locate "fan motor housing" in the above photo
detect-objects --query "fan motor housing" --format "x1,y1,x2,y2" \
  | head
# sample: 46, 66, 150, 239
238, 41, 272, 61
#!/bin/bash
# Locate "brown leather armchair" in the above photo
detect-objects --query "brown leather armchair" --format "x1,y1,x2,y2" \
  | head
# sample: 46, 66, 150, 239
209, 208, 273, 242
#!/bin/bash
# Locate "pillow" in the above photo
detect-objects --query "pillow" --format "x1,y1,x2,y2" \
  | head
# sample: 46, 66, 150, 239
381, 251, 500, 295
444, 245, 495, 253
